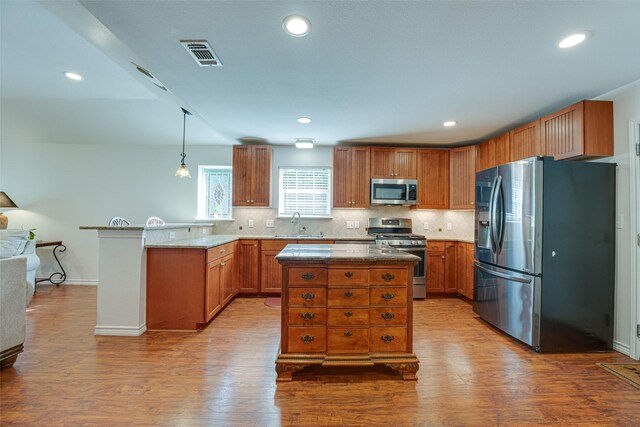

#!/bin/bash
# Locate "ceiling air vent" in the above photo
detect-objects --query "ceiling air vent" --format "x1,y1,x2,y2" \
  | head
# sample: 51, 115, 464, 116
180, 40, 222, 67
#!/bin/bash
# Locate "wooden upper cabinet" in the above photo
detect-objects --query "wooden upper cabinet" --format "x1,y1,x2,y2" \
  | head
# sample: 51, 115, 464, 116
333, 147, 370, 208
510, 119, 543, 162
449, 146, 476, 209
370, 147, 417, 179
541, 100, 613, 160
476, 133, 510, 172
415, 149, 449, 209
232, 145, 272, 207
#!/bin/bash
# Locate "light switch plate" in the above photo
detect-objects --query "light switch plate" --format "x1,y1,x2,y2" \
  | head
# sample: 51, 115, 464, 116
423, 222, 429, 230
202, 229, 207, 234
354, 221, 360, 229
347, 221, 354, 229
447, 222, 452, 230
248, 220, 255, 228
169, 231, 175, 239
266, 219, 275, 228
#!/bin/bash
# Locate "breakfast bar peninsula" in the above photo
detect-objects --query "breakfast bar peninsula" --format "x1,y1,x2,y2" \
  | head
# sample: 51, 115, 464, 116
275, 244, 420, 381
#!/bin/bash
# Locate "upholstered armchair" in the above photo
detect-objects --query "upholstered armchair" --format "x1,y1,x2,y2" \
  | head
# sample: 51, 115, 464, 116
0, 257, 28, 368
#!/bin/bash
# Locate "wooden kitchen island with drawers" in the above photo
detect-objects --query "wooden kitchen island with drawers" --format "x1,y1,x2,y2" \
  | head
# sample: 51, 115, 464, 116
275, 244, 420, 381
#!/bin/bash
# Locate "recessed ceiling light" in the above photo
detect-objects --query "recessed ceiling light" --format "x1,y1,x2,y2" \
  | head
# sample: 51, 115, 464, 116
297, 117, 312, 124
443, 121, 457, 127
558, 32, 590, 49
283, 15, 311, 37
295, 138, 314, 149
63, 71, 82, 81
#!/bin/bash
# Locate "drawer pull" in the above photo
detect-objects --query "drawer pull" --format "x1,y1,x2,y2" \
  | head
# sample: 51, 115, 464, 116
381, 335, 395, 343
300, 312, 315, 320
381, 292, 396, 301
301, 272, 315, 281
220, 249, 226, 253
344, 331, 353, 337
343, 291, 354, 297
344, 271, 354, 278
301, 292, 315, 301
381, 273, 395, 282
381, 312, 395, 321
300, 335, 315, 344
344, 311, 353, 317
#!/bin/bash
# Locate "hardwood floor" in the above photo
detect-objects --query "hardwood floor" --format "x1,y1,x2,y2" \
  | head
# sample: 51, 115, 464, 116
1, 285, 637, 426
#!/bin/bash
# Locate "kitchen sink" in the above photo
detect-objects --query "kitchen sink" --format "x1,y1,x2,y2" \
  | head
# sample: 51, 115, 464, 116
274, 234, 325, 239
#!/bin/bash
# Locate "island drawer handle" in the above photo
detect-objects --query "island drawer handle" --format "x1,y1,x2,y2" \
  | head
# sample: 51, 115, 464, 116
381, 273, 395, 281
381, 292, 396, 300
381, 312, 395, 321
301, 272, 315, 281
300, 335, 315, 343
220, 249, 226, 253
344, 271, 353, 278
344, 311, 353, 317
344, 291, 354, 297
301, 292, 315, 301
300, 312, 315, 320
381, 335, 395, 343
344, 331, 353, 337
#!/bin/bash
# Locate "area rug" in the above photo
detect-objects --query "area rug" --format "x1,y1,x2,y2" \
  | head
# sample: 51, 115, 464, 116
264, 297, 281, 308
596, 363, 640, 390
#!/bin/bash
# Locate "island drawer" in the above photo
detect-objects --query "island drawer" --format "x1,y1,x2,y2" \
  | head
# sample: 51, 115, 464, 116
288, 267, 327, 285
288, 287, 327, 307
369, 327, 407, 352
369, 268, 408, 285
328, 268, 368, 286
288, 308, 327, 326
287, 327, 326, 353
327, 308, 369, 326
327, 288, 369, 307
369, 287, 407, 306
369, 307, 407, 326
327, 328, 369, 354
207, 242, 235, 263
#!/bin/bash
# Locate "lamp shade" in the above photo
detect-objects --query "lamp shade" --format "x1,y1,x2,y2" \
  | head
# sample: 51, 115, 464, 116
0, 192, 18, 209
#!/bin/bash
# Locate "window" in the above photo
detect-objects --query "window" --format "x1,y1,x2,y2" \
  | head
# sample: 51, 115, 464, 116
198, 166, 233, 220
278, 167, 331, 217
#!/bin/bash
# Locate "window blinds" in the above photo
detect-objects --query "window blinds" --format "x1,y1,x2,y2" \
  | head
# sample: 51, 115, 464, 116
278, 167, 331, 216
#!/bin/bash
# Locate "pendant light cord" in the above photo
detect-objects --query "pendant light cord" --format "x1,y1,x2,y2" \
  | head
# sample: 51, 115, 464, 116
180, 107, 191, 164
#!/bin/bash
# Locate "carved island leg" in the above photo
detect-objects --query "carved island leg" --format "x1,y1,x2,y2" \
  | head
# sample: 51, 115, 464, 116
275, 363, 309, 382
386, 363, 419, 380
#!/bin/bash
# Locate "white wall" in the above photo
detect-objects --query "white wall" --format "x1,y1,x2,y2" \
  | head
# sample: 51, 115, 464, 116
596, 79, 640, 353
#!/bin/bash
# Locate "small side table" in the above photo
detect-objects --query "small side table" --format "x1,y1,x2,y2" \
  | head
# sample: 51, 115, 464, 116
35, 241, 67, 290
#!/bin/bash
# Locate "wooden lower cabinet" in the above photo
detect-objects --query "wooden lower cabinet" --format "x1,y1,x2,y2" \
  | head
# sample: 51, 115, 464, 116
427, 241, 475, 299
238, 240, 260, 293
206, 258, 222, 321
276, 263, 419, 381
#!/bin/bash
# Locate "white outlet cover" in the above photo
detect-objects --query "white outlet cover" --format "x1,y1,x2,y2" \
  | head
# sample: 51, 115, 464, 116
423, 222, 429, 230
202, 229, 207, 234
616, 214, 623, 229
248, 220, 255, 228
169, 231, 175, 239
347, 221, 354, 229
354, 221, 360, 229
266, 219, 275, 228
447, 222, 452, 230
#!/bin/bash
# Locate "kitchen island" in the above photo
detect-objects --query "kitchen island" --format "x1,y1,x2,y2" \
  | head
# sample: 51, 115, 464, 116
275, 244, 420, 381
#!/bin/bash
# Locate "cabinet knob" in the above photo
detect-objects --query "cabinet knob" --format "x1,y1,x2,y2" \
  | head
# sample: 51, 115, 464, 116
344, 271, 353, 278
344, 311, 353, 317
221, 262, 226, 267
381, 335, 395, 343
300, 312, 315, 320
344, 331, 353, 337
381, 312, 395, 321
343, 291, 354, 297
250, 200, 254, 203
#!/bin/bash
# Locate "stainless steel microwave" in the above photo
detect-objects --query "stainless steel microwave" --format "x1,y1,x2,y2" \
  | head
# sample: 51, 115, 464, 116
370, 179, 418, 205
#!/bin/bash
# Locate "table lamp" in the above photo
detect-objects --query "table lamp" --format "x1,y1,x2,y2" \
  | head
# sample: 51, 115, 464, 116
0, 192, 18, 229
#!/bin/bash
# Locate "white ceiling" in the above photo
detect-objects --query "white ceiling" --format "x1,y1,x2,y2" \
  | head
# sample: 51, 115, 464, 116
2, 1, 640, 147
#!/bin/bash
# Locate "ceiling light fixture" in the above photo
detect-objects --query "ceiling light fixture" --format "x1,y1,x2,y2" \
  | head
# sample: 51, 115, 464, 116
443, 121, 457, 127
63, 71, 83, 81
297, 117, 312, 124
283, 15, 311, 37
175, 108, 193, 178
558, 32, 590, 49
295, 138, 314, 149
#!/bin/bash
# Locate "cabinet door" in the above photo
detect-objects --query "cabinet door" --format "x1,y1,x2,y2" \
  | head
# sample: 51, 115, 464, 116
221, 254, 235, 305
510, 120, 543, 162
426, 252, 445, 293
494, 133, 510, 167
333, 147, 352, 208
444, 242, 458, 293
232, 145, 252, 206
206, 258, 222, 321
370, 148, 395, 178
450, 146, 476, 209
394, 148, 417, 179
476, 140, 494, 172
238, 240, 260, 293
250, 145, 271, 206
261, 249, 283, 293
351, 147, 371, 207
416, 149, 449, 209
465, 243, 475, 300
541, 101, 584, 160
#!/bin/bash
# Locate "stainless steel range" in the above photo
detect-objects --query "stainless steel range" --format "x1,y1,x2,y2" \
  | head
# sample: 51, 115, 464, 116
367, 218, 427, 299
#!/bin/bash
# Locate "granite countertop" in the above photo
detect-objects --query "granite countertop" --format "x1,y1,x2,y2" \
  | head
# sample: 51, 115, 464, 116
428, 238, 475, 244
275, 244, 421, 262
80, 223, 215, 231
145, 234, 375, 249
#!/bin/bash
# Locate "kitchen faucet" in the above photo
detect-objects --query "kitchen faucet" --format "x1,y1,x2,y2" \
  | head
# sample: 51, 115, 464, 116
291, 211, 305, 235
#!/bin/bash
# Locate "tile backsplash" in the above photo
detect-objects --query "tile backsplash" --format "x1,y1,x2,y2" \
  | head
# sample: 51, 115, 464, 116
212, 207, 474, 240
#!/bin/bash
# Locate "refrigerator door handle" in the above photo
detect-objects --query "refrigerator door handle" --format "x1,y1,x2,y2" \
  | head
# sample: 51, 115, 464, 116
489, 175, 500, 253
475, 262, 532, 284
496, 176, 505, 252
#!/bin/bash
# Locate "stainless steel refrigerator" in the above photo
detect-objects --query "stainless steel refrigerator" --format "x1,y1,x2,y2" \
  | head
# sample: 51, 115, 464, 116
473, 157, 615, 352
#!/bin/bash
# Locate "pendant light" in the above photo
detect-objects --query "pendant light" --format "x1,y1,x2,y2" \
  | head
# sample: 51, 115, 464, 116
175, 107, 192, 178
